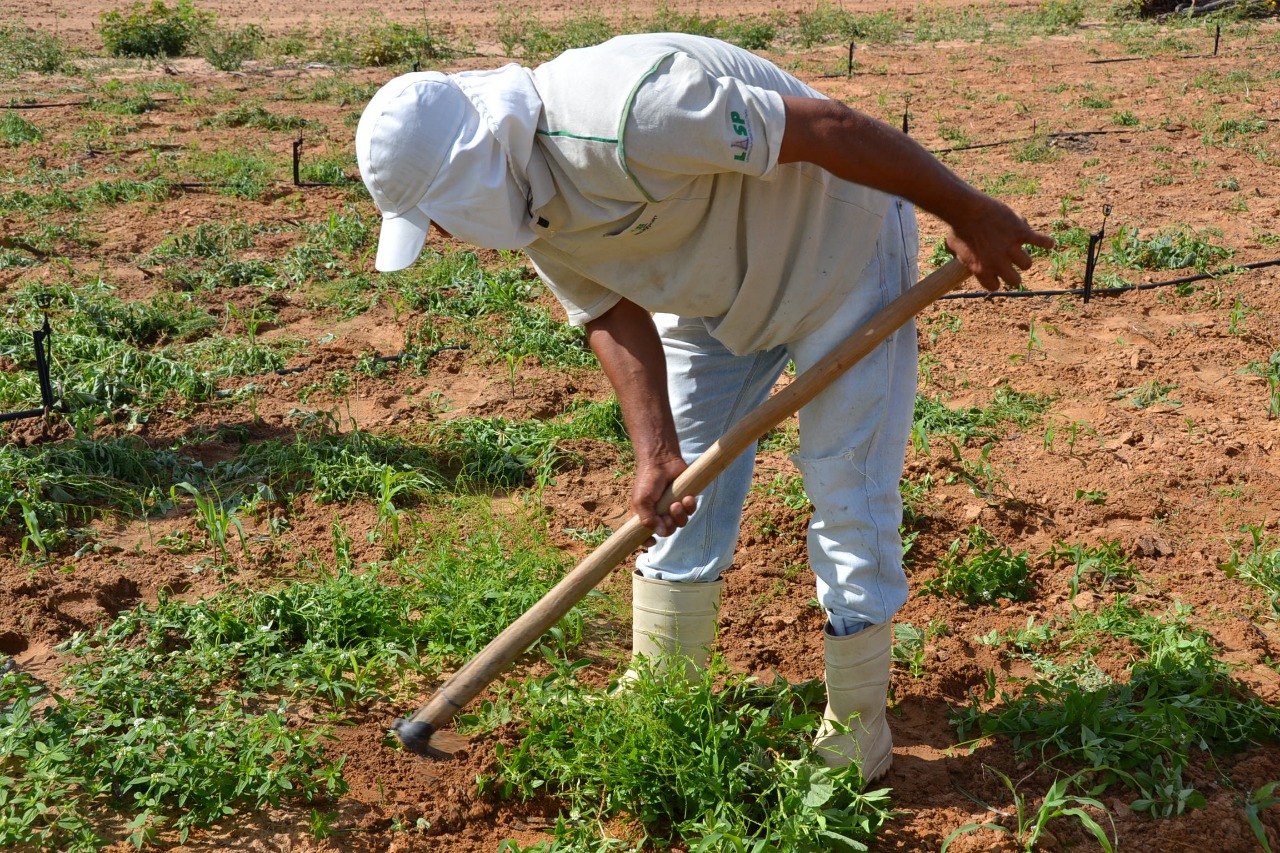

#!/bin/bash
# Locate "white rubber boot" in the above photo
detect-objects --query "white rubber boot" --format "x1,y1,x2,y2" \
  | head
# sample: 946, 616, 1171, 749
814, 621, 894, 782
626, 572, 723, 682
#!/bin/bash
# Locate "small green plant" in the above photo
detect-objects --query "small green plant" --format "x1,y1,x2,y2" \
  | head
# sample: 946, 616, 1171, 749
99, 0, 215, 58
356, 20, 450, 66
1220, 522, 1280, 613
1244, 351, 1280, 418
172, 481, 246, 565
942, 767, 1115, 852
197, 23, 264, 70
1245, 781, 1280, 853
480, 657, 896, 850
957, 600, 1280, 818
1014, 136, 1060, 164
1045, 540, 1139, 597
1117, 379, 1181, 408
911, 387, 1051, 455
0, 112, 43, 147
0, 24, 72, 76
892, 620, 947, 678
922, 525, 1034, 606
975, 616, 1057, 652
752, 473, 812, 512
1106, 224, 1232, 272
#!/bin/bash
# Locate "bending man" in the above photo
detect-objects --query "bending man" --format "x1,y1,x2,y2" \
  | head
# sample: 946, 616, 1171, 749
355, 33, 1053, 781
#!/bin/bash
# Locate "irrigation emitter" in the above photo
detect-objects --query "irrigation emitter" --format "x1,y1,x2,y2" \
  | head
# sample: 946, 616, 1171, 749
0, 291, 63, 425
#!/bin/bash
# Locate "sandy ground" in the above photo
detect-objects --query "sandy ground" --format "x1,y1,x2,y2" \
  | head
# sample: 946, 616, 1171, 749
3, 0, 1280, 850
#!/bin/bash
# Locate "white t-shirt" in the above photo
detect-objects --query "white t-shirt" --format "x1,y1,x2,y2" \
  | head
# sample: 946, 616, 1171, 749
525, 34, 890, 355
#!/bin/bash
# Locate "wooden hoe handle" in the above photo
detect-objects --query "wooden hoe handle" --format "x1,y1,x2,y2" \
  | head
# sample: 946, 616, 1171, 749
395, 257, 973, 756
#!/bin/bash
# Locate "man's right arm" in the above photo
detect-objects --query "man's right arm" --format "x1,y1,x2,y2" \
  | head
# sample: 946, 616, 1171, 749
585, 298, 698, 537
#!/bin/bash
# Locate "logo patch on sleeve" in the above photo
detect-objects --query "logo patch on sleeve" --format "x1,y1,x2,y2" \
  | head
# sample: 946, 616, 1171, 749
729, 110, 752, 162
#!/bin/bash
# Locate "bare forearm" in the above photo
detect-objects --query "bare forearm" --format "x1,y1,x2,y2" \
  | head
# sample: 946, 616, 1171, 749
585, 298, 696, 535
586, 299, 681, 463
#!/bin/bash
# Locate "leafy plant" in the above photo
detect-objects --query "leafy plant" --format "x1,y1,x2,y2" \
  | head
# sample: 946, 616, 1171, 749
956, 600, 1280, 817
1045, 540, 1139, 597
943, 767, 1115, 852
911, 387, 1050, 454
1245, 781, 1280, 853
1220, 522, 1280, 613
892, 620, 947, 678
1106, 224, 1232, 272
921, 525, 1034, 606
0, 24, 73, 76
1244, 351, 1280, 418
0, 112, 43, 147
482, 658, 895, 851
99, 0, 215, 58
196, 23, 264, 70
1117, 379, 1181, 409
172, 481, 246, 565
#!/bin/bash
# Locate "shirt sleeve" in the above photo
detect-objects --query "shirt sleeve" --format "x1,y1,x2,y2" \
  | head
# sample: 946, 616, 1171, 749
525, 248, 622, 327
620, 51, 788, 197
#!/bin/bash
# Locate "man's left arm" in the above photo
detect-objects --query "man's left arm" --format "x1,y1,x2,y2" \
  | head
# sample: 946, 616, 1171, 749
777, 96, 1055, 291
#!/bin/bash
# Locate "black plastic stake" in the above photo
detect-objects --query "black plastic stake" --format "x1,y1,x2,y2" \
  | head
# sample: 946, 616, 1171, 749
292, 135, 303, 186
1082, 204, 1112, 304
902, 95, 912, 135
847, 41, 856, 77
1214, 23, 1221, 56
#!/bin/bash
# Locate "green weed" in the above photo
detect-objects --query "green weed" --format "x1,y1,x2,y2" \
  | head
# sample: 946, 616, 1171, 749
0, 112, 42, 147
795, 3, 904, 46
497, 8, 616, 60
309, 18, 452, 67
1106, 224, 1232, 272
943, 767, 1114, 852
911, 386, 1050, 454
482, 658, 895, 851
893, 620, 947, 678
217, 424, 444, 505
922, 525, 1035, 605
0, 24, 73, 76
0, 436, 199, 541
1116, 379, 1180, 408
198, 103, 307, 131
1220, 522, 1280, 613
1244, 351, 1280, 418
956, 600, 1280, 817
432, 400, 628, 491
99, 0, 215, 58
182, 147, 275, 199
0, 505, 586, 850
196, 23, 264, 71
1045, 540, 1139, 597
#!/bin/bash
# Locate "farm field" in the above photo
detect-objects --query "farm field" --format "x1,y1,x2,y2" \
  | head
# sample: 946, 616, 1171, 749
2, 0, 1280, 850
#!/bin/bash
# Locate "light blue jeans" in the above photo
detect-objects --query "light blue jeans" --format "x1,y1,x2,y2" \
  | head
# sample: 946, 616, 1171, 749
636, 199, 919, 636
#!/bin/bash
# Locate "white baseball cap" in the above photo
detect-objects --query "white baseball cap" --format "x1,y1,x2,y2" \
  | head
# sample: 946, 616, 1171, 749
357, 70, 545, 270
356, 73, 472, 272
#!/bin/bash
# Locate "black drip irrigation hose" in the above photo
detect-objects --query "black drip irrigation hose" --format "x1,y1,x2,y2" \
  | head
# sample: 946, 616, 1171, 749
940, 257, 1280, 301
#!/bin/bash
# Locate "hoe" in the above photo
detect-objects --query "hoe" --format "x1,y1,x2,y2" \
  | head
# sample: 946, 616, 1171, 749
395, 256, 973, 758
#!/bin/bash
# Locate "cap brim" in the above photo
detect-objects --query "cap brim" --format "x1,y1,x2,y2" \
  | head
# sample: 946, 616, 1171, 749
375, 206, 432, 272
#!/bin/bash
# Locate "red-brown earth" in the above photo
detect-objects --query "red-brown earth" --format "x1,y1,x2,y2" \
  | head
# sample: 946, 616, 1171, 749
3, 0, 1280, 851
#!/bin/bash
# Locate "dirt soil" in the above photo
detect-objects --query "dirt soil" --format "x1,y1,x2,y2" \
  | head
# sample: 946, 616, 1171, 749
4, 0, 1280, 851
